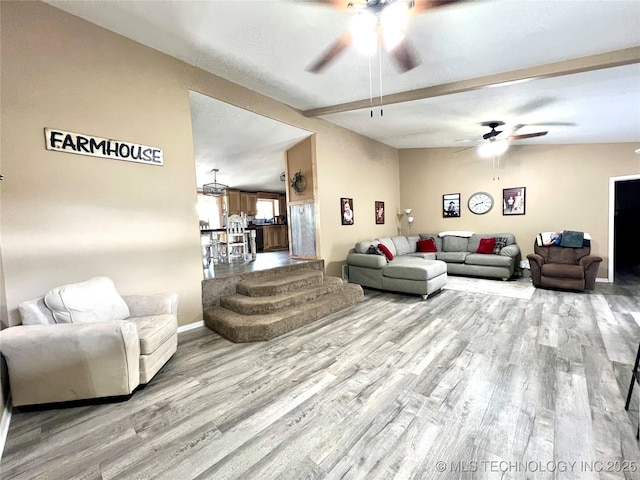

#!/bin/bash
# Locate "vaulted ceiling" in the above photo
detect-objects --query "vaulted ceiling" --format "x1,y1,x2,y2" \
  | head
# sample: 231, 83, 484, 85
46, 0, 640, 188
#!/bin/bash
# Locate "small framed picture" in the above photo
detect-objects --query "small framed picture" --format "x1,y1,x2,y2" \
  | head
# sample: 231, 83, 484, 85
341, 197, 354, 225
443, 193, 461, 218
503, 187, 526, 215
375, 201, 385, 224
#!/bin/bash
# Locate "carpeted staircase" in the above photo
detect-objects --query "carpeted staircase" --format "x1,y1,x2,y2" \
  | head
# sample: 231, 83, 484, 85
204, 269, 364, 342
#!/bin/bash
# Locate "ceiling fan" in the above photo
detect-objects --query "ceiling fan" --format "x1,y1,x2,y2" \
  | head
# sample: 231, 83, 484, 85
463, 121, 549, 157
306, 0, 460, 74
482, 121, 549, 141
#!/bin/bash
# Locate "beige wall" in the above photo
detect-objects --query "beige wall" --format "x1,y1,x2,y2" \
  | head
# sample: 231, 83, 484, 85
316, 130, 400, 277
0, 1, 400, 325
399, 144, 640, 278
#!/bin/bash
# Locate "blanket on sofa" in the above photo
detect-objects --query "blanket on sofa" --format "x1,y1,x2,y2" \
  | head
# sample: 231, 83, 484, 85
536, 231, 591, 248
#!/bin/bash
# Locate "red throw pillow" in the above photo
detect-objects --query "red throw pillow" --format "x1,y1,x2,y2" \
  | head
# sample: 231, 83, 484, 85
477, 237, 496, 254
377, 243, 394, 261
417, 238, 437, 252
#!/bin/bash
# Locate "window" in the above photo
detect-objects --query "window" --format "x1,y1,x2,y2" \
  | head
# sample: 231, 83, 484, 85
256, 199, 275, 220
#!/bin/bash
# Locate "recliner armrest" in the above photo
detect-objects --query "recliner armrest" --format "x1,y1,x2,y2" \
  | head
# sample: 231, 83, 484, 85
579, 255, 603, 270
527, 253, 544, 269
122, 293, 179, 317
0, 321, 140, 406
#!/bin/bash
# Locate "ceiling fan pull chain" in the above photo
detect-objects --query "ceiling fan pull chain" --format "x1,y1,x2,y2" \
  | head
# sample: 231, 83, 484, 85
378, 31, 383, 117
369, 55, 374, 118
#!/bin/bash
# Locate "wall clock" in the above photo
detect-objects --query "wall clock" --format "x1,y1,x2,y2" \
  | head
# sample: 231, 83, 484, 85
468, 192, 494, 215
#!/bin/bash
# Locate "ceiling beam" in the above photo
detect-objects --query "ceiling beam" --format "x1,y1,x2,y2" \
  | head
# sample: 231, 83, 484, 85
302, 47, 640, 118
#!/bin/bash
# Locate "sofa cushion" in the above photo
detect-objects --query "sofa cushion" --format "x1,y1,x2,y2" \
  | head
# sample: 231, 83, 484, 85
376, 237, 397, 257
493, 236, 509, 253
436, 252, 469, 263
18, 297, 57, 325
383, 260, 447, 281
417, 238, 437, 252
464, 253, 514, 268
392, 236, 412, 256
442, 236, 469, 252
355, 241, 375, 254
541, 263, 585, 279
377, 243, 394, 261
407, 235, 420, 253
468, 233, 515, 253
44, 277, 130, 324
406, 252, 437, 260
419, 233, 442, 251
127, 314, 177, 355
477, 237, 496, 254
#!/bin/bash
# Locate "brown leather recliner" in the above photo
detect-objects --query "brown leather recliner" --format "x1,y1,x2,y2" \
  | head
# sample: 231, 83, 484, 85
527, 242, 602, 291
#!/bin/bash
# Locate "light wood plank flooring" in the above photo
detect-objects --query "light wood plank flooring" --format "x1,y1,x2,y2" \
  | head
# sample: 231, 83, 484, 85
204, 251, 312, 279
2, 277, 639, 479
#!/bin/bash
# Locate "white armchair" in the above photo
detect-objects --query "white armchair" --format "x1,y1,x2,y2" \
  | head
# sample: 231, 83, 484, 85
0, 277, 178, 407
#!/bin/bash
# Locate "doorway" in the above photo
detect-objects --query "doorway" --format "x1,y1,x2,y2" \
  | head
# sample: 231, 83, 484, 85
609, 175, 640, 283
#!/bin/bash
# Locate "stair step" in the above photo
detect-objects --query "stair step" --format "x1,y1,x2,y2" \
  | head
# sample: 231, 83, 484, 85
221, 277, 344, 315
236, 270, 324, 297
205, 283, 365, 343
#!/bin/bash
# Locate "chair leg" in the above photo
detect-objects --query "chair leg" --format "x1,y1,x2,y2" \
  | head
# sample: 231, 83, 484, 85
626, 342, 640, 410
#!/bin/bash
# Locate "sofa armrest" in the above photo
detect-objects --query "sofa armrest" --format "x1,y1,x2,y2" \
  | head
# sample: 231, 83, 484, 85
499, 244, 520, 258
122, 293, 179, 317
0, 321, 140, 406
347, 252, 387, 269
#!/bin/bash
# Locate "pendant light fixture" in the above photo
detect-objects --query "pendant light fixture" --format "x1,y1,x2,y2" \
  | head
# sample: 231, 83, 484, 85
203, 168, 229, 197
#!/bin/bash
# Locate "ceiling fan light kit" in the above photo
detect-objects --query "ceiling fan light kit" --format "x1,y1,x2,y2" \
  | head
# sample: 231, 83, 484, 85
477, 139, 509, 158
307, 0, 458, 74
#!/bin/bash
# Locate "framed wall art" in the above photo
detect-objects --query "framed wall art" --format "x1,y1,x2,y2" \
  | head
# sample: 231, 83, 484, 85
443, 193, 461, 217
341, 197, 354, 225
503, 187, 526, 215
375, 201, 385, 224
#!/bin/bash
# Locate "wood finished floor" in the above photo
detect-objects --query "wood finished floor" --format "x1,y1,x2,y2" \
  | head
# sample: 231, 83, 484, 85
2, 276, 640, 480
204, 251, 312, 280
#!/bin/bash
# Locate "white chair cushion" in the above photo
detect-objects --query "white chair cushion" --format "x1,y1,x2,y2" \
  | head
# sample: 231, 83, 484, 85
44, 277, 130, 324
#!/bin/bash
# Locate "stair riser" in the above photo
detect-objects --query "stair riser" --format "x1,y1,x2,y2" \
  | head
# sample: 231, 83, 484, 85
236, 271, 323, 297
205, 286, 364, 343
221, 282, 344, 315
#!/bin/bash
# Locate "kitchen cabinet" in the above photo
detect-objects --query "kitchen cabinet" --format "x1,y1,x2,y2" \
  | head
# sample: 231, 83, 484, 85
263, 225, 288, 251
278, 194, 287, 216
227, 190, 241, 214
241, 192, 257, 215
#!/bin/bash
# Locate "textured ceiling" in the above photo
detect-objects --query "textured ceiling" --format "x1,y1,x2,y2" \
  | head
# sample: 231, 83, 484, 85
46, 0, 640, 188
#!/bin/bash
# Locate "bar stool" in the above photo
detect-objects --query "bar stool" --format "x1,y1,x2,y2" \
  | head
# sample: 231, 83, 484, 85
221, 214, 247, 263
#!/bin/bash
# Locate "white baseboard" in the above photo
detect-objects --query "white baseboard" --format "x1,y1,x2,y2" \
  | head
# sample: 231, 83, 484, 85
0, 394, 12, 462
596, 277, 609, 283
177, 320, 204, 333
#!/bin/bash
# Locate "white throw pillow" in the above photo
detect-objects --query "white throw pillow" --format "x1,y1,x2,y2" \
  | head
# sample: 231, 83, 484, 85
44, 277, 130, 324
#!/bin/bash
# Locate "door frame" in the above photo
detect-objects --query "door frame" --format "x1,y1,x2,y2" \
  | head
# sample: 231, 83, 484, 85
608, 173, 640, 283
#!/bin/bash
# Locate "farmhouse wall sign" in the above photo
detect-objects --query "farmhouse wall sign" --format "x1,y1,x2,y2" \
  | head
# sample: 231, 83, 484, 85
45, 128, 163, 166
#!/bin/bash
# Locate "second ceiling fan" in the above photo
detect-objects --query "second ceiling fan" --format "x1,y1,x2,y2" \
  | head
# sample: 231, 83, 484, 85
475, 121, 549, 157
306, 0, 461, 74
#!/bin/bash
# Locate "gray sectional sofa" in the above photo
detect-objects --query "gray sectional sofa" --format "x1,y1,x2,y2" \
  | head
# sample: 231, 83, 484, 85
346, 232, 521, 297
